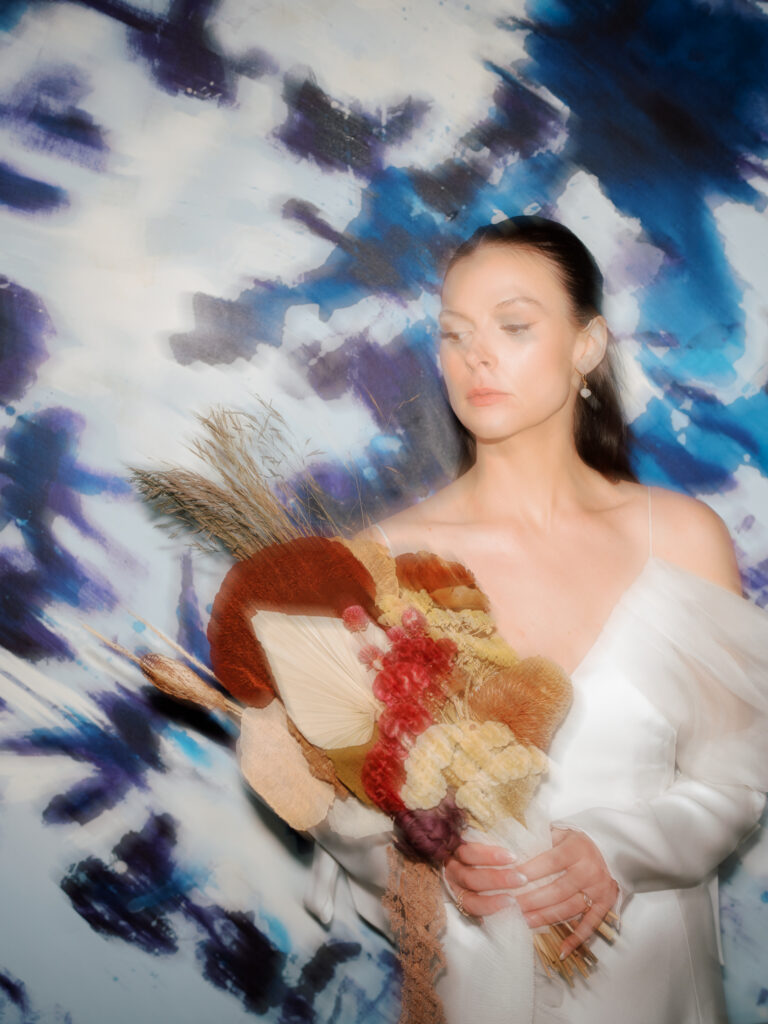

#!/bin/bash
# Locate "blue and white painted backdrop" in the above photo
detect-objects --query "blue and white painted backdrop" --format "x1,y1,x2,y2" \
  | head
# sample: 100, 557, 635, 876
1, 1, 767, 1021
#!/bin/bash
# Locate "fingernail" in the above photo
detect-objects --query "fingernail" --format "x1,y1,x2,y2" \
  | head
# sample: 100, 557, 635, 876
512, 872, 528, 886
495, 850, 516, 864
559, 951, 567, 961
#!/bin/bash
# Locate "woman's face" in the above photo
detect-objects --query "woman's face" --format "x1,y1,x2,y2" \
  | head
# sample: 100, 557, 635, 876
438, 244, 597, 445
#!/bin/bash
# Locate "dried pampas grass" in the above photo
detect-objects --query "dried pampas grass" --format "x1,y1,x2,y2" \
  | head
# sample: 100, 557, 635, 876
131, 401, 344, 558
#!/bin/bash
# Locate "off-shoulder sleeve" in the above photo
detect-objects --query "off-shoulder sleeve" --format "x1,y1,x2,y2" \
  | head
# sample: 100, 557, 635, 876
558, 558, 768, 895
623, 559, 768, 792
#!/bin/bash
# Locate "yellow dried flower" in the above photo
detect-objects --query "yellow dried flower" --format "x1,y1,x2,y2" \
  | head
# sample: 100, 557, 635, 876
448, 748, 479, 783
455, 775, 498, 829
487, 745, 532, 782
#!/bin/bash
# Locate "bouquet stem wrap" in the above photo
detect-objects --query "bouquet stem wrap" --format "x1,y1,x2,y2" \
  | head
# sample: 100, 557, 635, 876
436, 810, 552, 1024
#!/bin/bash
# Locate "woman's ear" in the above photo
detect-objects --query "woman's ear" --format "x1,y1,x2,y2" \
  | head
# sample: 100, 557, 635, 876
574, 316, 608, 374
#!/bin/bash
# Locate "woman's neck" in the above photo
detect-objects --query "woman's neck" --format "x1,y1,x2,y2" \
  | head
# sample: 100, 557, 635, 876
458, 430, 602, 531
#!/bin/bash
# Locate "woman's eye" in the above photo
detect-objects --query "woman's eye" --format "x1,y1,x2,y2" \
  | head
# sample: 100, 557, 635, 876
500, 323, 531, 336
439, 330, 466, 343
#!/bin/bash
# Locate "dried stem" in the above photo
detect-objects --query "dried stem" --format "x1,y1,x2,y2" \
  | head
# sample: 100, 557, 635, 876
126, 609, 218, 682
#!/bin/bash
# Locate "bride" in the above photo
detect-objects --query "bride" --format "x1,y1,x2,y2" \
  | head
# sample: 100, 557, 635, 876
306, 215, 768, 1023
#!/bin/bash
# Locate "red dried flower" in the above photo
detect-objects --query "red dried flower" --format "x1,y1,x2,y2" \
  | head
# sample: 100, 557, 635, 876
357, 643, 383, 668
378, 701, 433, 746
373, 662, 432, 704
387, 635, 455, 680
341, 604, 371, 632
361, 740, 406, 815
401, 606, 427, 635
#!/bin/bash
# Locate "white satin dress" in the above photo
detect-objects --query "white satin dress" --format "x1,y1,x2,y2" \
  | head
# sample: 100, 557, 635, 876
305, 489, 768, 1024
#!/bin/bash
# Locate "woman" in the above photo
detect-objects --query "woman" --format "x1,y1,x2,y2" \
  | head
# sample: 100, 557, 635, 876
306, 216, 768, 1023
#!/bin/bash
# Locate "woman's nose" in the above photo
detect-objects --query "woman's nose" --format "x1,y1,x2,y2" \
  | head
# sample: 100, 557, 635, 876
463, 329, 496, 369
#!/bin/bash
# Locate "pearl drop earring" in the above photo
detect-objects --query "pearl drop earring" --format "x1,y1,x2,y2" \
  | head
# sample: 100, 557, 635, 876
579, 373, 592, 399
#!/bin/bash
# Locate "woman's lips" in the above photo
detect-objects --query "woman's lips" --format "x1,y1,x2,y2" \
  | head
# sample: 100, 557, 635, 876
466, 389, 508, 406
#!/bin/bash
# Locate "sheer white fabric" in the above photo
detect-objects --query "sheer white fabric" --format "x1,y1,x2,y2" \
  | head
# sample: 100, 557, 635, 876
305, 557, 768, 1024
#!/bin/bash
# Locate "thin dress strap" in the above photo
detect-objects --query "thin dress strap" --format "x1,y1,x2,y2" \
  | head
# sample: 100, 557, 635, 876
371, 522, 394, 555
647, 485, 654, 558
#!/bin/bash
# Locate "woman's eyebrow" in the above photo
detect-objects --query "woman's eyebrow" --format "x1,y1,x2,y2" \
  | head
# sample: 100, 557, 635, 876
494, 296, 543, 309
439, 296, 543, 320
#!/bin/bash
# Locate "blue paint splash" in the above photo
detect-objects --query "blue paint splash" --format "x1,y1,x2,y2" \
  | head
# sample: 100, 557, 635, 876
506, 1, 768, 372
1, 686, 165, 825
0, 0, 30, 32
0, 277, 52, 405
0, 408, 130, 659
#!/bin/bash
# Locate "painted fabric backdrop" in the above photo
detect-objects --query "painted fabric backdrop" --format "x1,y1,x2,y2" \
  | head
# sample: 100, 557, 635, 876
1, 0, 767, 1021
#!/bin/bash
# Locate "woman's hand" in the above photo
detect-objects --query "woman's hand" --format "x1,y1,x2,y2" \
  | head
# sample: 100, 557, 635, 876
513, 828, 619, 957
444, 827, 619, 957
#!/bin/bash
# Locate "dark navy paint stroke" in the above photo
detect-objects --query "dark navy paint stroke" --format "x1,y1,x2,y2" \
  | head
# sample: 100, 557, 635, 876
0, 408, 129, 659
1, 685, 165, 825
61, 813, 182, 954
0, 161, 68, 213
294, 940, 363, 1001
187, 904, 289, 1014
70, 0, 276, 103
145, 687, 237, 745
1, 66, 109, 172
468, 63, 563, 161
0, 277, 52, 405
276, 74, 430, 179
0, 969, 29, 1012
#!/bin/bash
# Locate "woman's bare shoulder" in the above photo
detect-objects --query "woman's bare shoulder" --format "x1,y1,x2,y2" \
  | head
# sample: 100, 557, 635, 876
354, 481, 462, 549
648, 485, 742, 595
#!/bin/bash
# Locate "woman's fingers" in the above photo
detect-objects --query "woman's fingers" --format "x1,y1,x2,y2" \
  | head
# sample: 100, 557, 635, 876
453, 842, 516, 866
453, 888, 515, 917
444, 854, 525, 895
444, 831, 619, 940
557, 901, 614, 959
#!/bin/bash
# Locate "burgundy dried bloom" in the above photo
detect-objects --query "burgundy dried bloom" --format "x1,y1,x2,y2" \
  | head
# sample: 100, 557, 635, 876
394, 793, 465, 865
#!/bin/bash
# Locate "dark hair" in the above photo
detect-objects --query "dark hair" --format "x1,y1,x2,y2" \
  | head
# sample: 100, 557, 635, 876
446, 215, 637, 483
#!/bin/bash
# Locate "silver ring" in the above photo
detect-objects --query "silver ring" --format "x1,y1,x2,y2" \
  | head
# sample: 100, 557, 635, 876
580, 890, 593, 910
